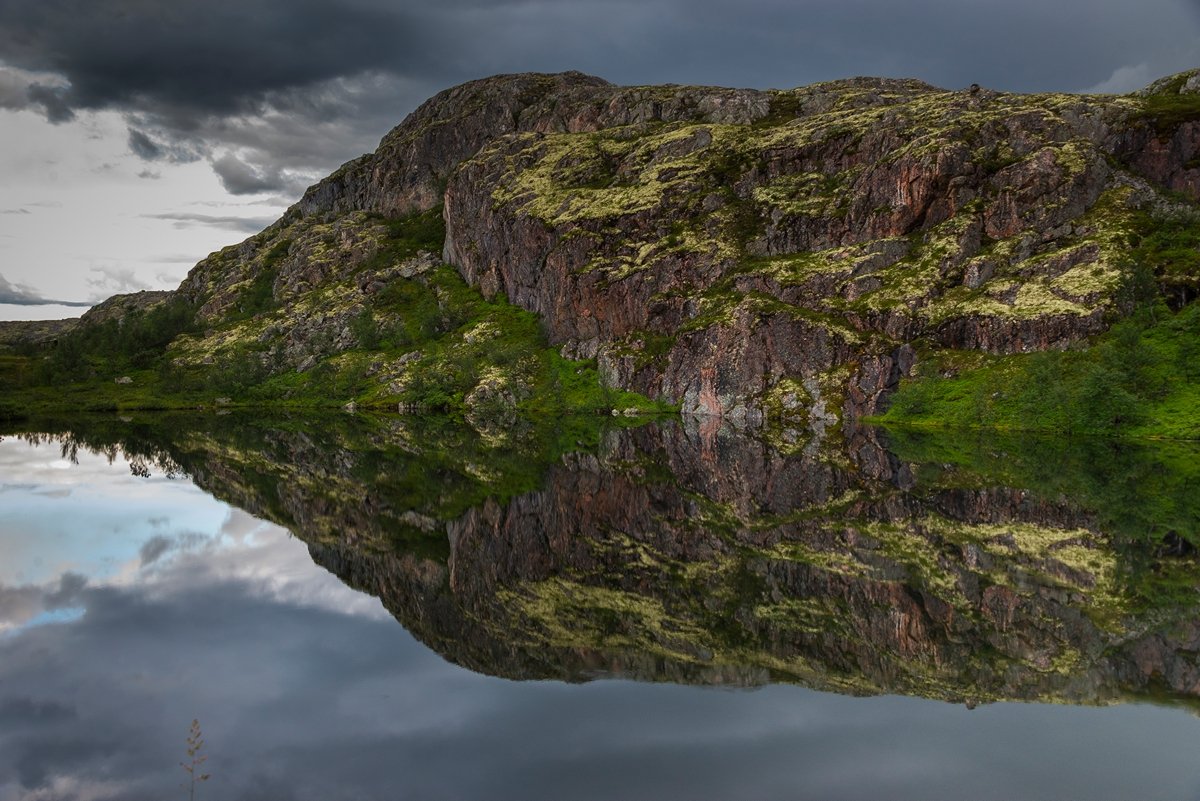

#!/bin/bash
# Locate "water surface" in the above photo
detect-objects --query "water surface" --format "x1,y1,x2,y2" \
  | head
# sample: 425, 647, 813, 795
1, 416, 1199, 801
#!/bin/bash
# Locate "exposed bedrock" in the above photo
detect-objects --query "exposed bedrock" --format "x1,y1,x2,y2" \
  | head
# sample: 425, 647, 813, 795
166, 68, 1200, 424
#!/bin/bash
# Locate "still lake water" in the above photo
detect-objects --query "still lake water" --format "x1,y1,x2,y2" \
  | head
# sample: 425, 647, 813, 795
1, 414, 1199, 801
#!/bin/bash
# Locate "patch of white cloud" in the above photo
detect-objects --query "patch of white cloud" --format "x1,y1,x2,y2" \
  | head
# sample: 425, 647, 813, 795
85, 264, 153, 300
1084, 63, 1154, 94
0, 108, 290, 320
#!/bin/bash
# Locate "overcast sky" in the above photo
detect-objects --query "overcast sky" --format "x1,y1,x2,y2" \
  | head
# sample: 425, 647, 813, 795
1, 0, 1199, 320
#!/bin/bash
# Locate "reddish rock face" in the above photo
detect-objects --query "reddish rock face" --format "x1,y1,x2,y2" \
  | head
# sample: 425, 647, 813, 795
181, 69, 1200, 425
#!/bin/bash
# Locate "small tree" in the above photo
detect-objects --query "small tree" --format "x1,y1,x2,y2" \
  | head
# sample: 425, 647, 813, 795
181, 719, 211, 801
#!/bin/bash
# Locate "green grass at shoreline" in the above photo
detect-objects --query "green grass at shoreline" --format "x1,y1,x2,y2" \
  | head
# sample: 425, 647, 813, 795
876, 301, 1200, 441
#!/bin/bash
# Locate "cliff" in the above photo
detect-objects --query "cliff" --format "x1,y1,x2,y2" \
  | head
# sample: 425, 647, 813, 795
11, 69, 1200, 426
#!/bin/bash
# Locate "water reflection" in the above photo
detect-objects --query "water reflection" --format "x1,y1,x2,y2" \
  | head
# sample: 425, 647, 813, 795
11, 415, 1200, 703
2, 415, 1200, 800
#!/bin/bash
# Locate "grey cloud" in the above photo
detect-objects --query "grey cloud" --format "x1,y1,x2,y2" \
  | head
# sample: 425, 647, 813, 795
0, 272, 90, 307
0, 570, 1196, 801
0, 0, 1197, 209
138, 535, 173, 567
0, 697, 77, 725
0, 573, 86, 632
0, 1, 419, 117
43, 573, 88, 609
127, 128, 163, 160
1086, 63, 1158, 94
0, 585, 47, 627
0, 66, 72, 118
142, 212, 275, 233
1, 207, 31, 214
136, 168, 160, 179
0, 70, 30, 110
126, 125, 201, 163
210, 151, 293, 195
15, 737, 117, 790
26, 81, 74, 123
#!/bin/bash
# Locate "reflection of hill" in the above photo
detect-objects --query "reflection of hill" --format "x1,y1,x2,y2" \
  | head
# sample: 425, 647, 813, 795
13, 414, 1200, 706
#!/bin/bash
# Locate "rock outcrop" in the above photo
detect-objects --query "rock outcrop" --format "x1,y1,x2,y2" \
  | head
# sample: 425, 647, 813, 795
162, 69, 1200, 424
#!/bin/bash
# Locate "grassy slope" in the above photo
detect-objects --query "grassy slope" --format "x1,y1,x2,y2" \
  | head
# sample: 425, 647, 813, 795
878, 302, 1200, 439
879, 207, 1200, 440
0, 209, 672, 422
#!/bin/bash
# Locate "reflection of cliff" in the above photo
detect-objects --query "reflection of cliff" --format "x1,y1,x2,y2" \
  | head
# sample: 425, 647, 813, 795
301, 422, 1200, 706
16, 414, 1200, 705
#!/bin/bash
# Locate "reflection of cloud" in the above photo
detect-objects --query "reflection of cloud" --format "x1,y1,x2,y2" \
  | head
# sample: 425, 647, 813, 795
0, 573, 87, 633
43, 573, 87, 609
138, 536, 173, 567
1, 436, 1198, 799
0, 585, 48, 632
0, 559, 1195, 801
0, 697, 77, 725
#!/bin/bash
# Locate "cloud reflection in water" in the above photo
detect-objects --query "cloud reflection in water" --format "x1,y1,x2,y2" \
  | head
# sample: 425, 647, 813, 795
1, 437, 1199, 801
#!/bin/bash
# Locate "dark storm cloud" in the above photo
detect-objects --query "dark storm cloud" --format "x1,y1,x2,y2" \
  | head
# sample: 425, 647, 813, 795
0, 0, 417, 116
211, 151, 294, 195
127, 128, 162, 160
0, 0, 1198, 197
0, 697, 77, 726
0, 272, 91, 306
25, 81, 74, 122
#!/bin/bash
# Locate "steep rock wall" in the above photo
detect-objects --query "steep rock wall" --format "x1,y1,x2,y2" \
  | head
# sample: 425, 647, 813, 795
172, 68, 1200, 426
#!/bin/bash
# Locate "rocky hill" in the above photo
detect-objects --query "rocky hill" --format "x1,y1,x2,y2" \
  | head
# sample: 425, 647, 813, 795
11, 69, 1200, 428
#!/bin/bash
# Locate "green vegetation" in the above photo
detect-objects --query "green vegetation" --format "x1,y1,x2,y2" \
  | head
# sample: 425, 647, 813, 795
361, 207, 446, 270
1131, 72, 1200, 135
880, 204, 1200, 440
34, 295, 200, 384
1, 207, 671, 422
880, 302, 1200, 438
887, 428, 1200, 548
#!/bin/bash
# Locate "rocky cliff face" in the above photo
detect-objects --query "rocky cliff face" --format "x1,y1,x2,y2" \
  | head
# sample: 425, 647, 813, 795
167, 68, 1200, 426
